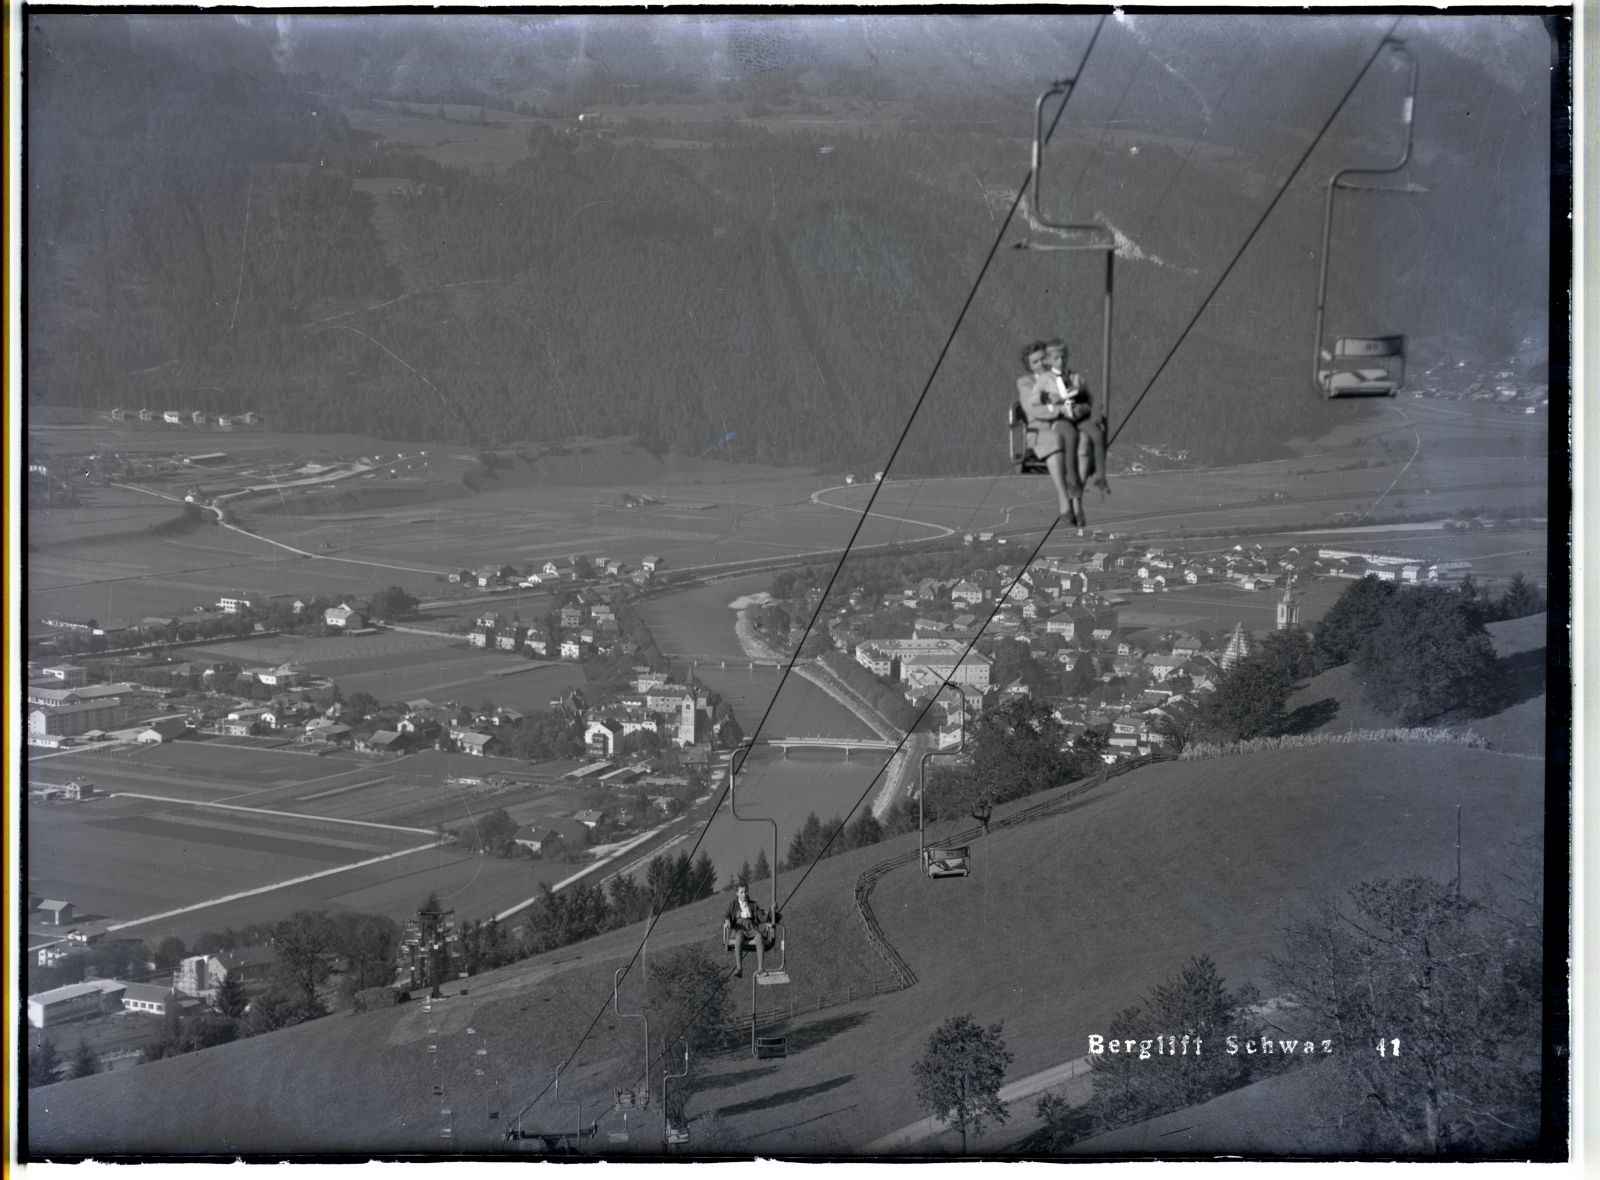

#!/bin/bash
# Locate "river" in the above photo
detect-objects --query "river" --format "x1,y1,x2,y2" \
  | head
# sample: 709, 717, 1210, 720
636, 575, 899, 895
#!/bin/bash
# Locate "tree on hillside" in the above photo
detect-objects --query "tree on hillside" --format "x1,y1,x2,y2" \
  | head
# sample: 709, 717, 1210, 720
28, 1038, 62, 1088
369, 585, 419, 621
70, 1038, 100, 1080
1266, 877, 1542, 1153
911, 1014, 1014, 1154
647, 946, 736, 1126
1354, 586, 1497, 724
244, 986, 308, 1036
1316, 576, 1400, 666
152, 934, 188, 973
214, 974, 250, 1020
1198, 653, 1295, 741
454, 807, 520, 857
1254, 625, 1321, 683
1497, 572, 1544, 620
331, 913, 401, 1003
965, 697, 1083, 808
272, 910, 337, 1008
1085, 956, 1268, 1135
524, 881, 611, 955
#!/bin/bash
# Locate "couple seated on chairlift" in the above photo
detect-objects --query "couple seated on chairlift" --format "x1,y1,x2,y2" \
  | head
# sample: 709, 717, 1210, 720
1016, 338, 1109, 526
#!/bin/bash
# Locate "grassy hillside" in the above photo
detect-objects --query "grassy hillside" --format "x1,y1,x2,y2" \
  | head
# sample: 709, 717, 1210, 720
28, 740, 1542, 1157
1287, 612, 1549, 755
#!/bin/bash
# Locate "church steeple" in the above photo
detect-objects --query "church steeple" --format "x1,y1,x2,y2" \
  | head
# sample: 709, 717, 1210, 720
1277, 574, 1299, 630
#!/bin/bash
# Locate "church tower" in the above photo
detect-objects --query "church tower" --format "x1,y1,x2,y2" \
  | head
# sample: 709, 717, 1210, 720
1276, 576, 1300, 631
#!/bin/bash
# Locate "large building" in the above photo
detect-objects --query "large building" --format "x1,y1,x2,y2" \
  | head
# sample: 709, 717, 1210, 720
644, 684, 699, 747
27, 980, 125, 1028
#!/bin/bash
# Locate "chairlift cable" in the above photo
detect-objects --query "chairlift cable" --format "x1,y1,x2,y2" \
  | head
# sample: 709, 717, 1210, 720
512, 17, 1112, 1120
1107, 17, 1405, 449
623, 514, 1066, 1099
630, 20, 1414, 1096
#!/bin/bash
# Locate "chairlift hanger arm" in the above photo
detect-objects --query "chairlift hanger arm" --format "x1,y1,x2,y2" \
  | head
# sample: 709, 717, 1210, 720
1313, 39, 1418, 397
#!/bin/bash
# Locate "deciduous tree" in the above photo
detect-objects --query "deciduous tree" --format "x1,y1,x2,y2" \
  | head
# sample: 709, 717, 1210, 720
911, 1014, 1014, 1153
1267, 876, 1541, 1153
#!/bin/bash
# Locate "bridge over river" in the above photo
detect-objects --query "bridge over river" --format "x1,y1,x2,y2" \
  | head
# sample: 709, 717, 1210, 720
768, 736, 900, 758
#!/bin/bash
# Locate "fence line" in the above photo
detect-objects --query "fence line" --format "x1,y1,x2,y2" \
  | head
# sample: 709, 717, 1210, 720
715, 757, 1177, 1038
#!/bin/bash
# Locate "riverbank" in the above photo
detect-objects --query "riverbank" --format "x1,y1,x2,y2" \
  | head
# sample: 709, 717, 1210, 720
731, 601, 918, 816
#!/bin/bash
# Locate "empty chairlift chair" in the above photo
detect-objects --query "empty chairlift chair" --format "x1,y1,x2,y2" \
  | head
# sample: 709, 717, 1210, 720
1313, 40, 1421, 399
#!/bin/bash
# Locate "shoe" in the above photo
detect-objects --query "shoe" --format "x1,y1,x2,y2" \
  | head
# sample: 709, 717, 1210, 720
733, 969, 743, 979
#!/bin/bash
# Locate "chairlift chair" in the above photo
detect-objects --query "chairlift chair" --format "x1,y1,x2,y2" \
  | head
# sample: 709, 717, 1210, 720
919, 686, 972, 881
1314, 40, 1419, 399
726, 756, 791, 990
1011, 78, 1118, 482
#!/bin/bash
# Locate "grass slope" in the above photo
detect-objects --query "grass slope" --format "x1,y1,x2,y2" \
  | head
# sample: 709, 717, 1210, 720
1287, 612, 1549, 756
28, 740, 1542, 1158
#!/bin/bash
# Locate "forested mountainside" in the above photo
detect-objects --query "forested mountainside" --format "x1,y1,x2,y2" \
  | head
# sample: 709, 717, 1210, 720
28, 16, 1551, 470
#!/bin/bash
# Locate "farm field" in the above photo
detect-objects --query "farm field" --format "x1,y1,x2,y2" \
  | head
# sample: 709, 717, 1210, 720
27, 398, 1547, 636
29, 743, 616, 832
186, 628, 590, 716
29, 741, 373, 804
109, 844, 581, 947
1113, 577, 1348, 636
27, 795, 430, 929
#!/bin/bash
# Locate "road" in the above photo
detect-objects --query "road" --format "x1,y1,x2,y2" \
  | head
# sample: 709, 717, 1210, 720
810, 482, 958, 542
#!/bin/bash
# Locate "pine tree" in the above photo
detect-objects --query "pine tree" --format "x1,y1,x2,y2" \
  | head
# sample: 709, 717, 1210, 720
28, 1038, 62, 1088
752, 849, 771, 883
69, 1038, 100, 1079
214, 974, 250, 1019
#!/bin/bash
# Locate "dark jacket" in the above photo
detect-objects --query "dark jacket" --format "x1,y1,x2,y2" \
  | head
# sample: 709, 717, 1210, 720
724, 894, 769, 929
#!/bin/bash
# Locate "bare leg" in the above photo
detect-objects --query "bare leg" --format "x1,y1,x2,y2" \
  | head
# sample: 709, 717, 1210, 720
1078, 419, 1110, 494
1044, 452, 1075, 521
754, 930, 765, 975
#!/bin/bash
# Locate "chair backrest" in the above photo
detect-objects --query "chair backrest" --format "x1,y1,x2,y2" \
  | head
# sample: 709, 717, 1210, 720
756, 1036, 788, 1059
1332, 335, 1404, 359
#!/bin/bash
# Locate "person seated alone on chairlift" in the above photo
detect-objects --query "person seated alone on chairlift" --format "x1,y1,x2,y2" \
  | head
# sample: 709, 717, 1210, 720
723, 883, 777, 979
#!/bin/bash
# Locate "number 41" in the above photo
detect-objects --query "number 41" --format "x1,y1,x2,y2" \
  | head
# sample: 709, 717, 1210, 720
1376, 1038, 1401, 1056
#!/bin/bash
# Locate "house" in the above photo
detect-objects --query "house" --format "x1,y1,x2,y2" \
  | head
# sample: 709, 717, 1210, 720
495, 625, 528, 652
220, 709, 267, 737
561, 639, 584, 661
163, 410, 184, 425
855, 644, 897, 679
586, 718, 623, 758
458, 732, 498, 757
324, 603, 366, 630
356, 729, 404, 754
951, 580, 985, 606
217, 593, 255, 613
36, 899, 75, 926
254, 663, 307, 687
560, 607, 585, 629
136, 717, 189, 744
524, 630, 550, 657
41, 664, 89, 687
119, 982, 183, 1016
641, 556, 664, 572
513, 826, 562, 855
574, 809, 608, 829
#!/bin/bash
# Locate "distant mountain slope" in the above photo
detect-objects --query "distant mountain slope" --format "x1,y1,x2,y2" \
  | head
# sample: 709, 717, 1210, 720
28, 16, 1551, 470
